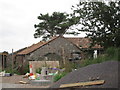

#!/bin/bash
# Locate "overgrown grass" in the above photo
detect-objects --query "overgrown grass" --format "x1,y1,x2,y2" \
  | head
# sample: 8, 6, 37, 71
4, 64, 29, 75
53, 72, 67, 82
80, 47, 119, 67
105, 47, 119, 60
23, 64, 29, 74
53, 47, 119, 82
5, 68, 21, 75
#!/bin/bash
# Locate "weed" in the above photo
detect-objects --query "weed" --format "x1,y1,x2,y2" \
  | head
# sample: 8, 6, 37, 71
53, 72, 67, 82
36, 68, 42, 74
80, 47, 119, 67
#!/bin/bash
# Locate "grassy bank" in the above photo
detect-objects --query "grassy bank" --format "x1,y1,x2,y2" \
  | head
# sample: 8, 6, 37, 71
80, 47, 120, 67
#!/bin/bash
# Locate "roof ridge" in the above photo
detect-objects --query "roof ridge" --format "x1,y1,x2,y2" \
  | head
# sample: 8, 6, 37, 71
17, 36, 60, 55
17, 36, 102, 55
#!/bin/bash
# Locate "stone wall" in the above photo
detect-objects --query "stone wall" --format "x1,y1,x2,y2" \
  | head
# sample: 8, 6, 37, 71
28, 37, 81, 61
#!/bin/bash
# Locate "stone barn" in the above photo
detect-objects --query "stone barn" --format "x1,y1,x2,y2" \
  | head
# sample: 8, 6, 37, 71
14, 36, 83, 74
12, 36, 103, 74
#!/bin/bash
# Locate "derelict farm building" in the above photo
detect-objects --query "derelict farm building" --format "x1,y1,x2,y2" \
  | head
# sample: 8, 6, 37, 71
8, 36, 103, 74
14, 36, 83, 73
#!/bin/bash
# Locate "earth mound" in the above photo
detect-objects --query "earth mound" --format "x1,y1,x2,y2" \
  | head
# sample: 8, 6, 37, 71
51, 61, 119, 88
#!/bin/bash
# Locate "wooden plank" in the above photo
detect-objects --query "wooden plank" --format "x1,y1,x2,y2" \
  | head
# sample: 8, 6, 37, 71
60, 80, 105, 88
19, 81, 27, 84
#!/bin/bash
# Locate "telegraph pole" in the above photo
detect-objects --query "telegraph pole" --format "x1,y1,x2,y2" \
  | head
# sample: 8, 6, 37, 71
2, 54, 4, 70
12, 49, 14, 74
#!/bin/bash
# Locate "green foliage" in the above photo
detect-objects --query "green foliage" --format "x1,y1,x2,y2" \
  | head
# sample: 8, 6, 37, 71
80, 47, 119, 67
73, 1, 120, 48
53, 72, 67, 82
13, 70, 21, 75
36, 68, 42, 74
105, 47, 119, 61
3, 64, 29, 75
34, 12, 80, 41
64, 60, 73, 72
5, 68, 21, 75
23, 64, 29, 74
70, 62, 80, 69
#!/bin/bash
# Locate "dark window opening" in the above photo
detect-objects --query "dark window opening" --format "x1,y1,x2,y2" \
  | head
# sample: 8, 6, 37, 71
69, 52, 81, 61
44, 53, 62, 61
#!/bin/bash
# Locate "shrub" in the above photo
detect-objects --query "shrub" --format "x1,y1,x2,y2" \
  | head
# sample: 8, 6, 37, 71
106, 47, 119, 61
80, 47, 119, 67
54, 72, 67, 82
23, 64, 29, 74
64, 60, 72, 72
5, 68, 21, 75
36, 68, 42, 74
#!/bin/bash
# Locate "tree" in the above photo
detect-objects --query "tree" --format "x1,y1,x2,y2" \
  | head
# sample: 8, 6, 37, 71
34, 12, 80, 41
72, 1, 120, 48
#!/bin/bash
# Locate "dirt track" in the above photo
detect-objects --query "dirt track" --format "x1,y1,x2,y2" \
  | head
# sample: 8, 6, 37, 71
1, 75, 49, 88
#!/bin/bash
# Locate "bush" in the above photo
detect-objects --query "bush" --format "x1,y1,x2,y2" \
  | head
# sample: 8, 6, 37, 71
13, 69, 21, 75
106, 47, 119, 61
5, 68, 21, 75
64, 60, 72, 72
23, 64, 29, 74
54, 72, 67, 82
80, 47, 119, 67
36, 68, 42, 74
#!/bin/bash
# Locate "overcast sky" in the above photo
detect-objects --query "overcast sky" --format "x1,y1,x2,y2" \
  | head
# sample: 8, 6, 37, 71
0, 0, 87, 53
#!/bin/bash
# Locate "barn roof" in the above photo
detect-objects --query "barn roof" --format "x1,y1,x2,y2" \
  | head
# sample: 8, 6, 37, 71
66, 37, 102, 49
17, 36, 102, 55
17, 36, 59, 55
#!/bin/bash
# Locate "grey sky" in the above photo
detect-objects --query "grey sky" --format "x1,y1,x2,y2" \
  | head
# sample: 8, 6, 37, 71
0, 0, 86, 53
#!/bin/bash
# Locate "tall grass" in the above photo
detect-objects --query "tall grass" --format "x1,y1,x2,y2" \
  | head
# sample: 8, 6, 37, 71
53, 72, 67, 82
54, 47, 119, 82
80, 47, 119, 67
105, 47, 119, 61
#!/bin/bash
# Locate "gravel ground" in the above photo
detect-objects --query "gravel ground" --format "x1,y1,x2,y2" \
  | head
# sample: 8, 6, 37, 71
2, 75, 28, 84
1, 83, 50, 88
0, 77, 2, 90
1, 75, 50, 88
51, 61, 119, 88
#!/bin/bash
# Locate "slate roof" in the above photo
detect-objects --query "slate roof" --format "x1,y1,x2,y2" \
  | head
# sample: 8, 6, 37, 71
17, 36, 102, 55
